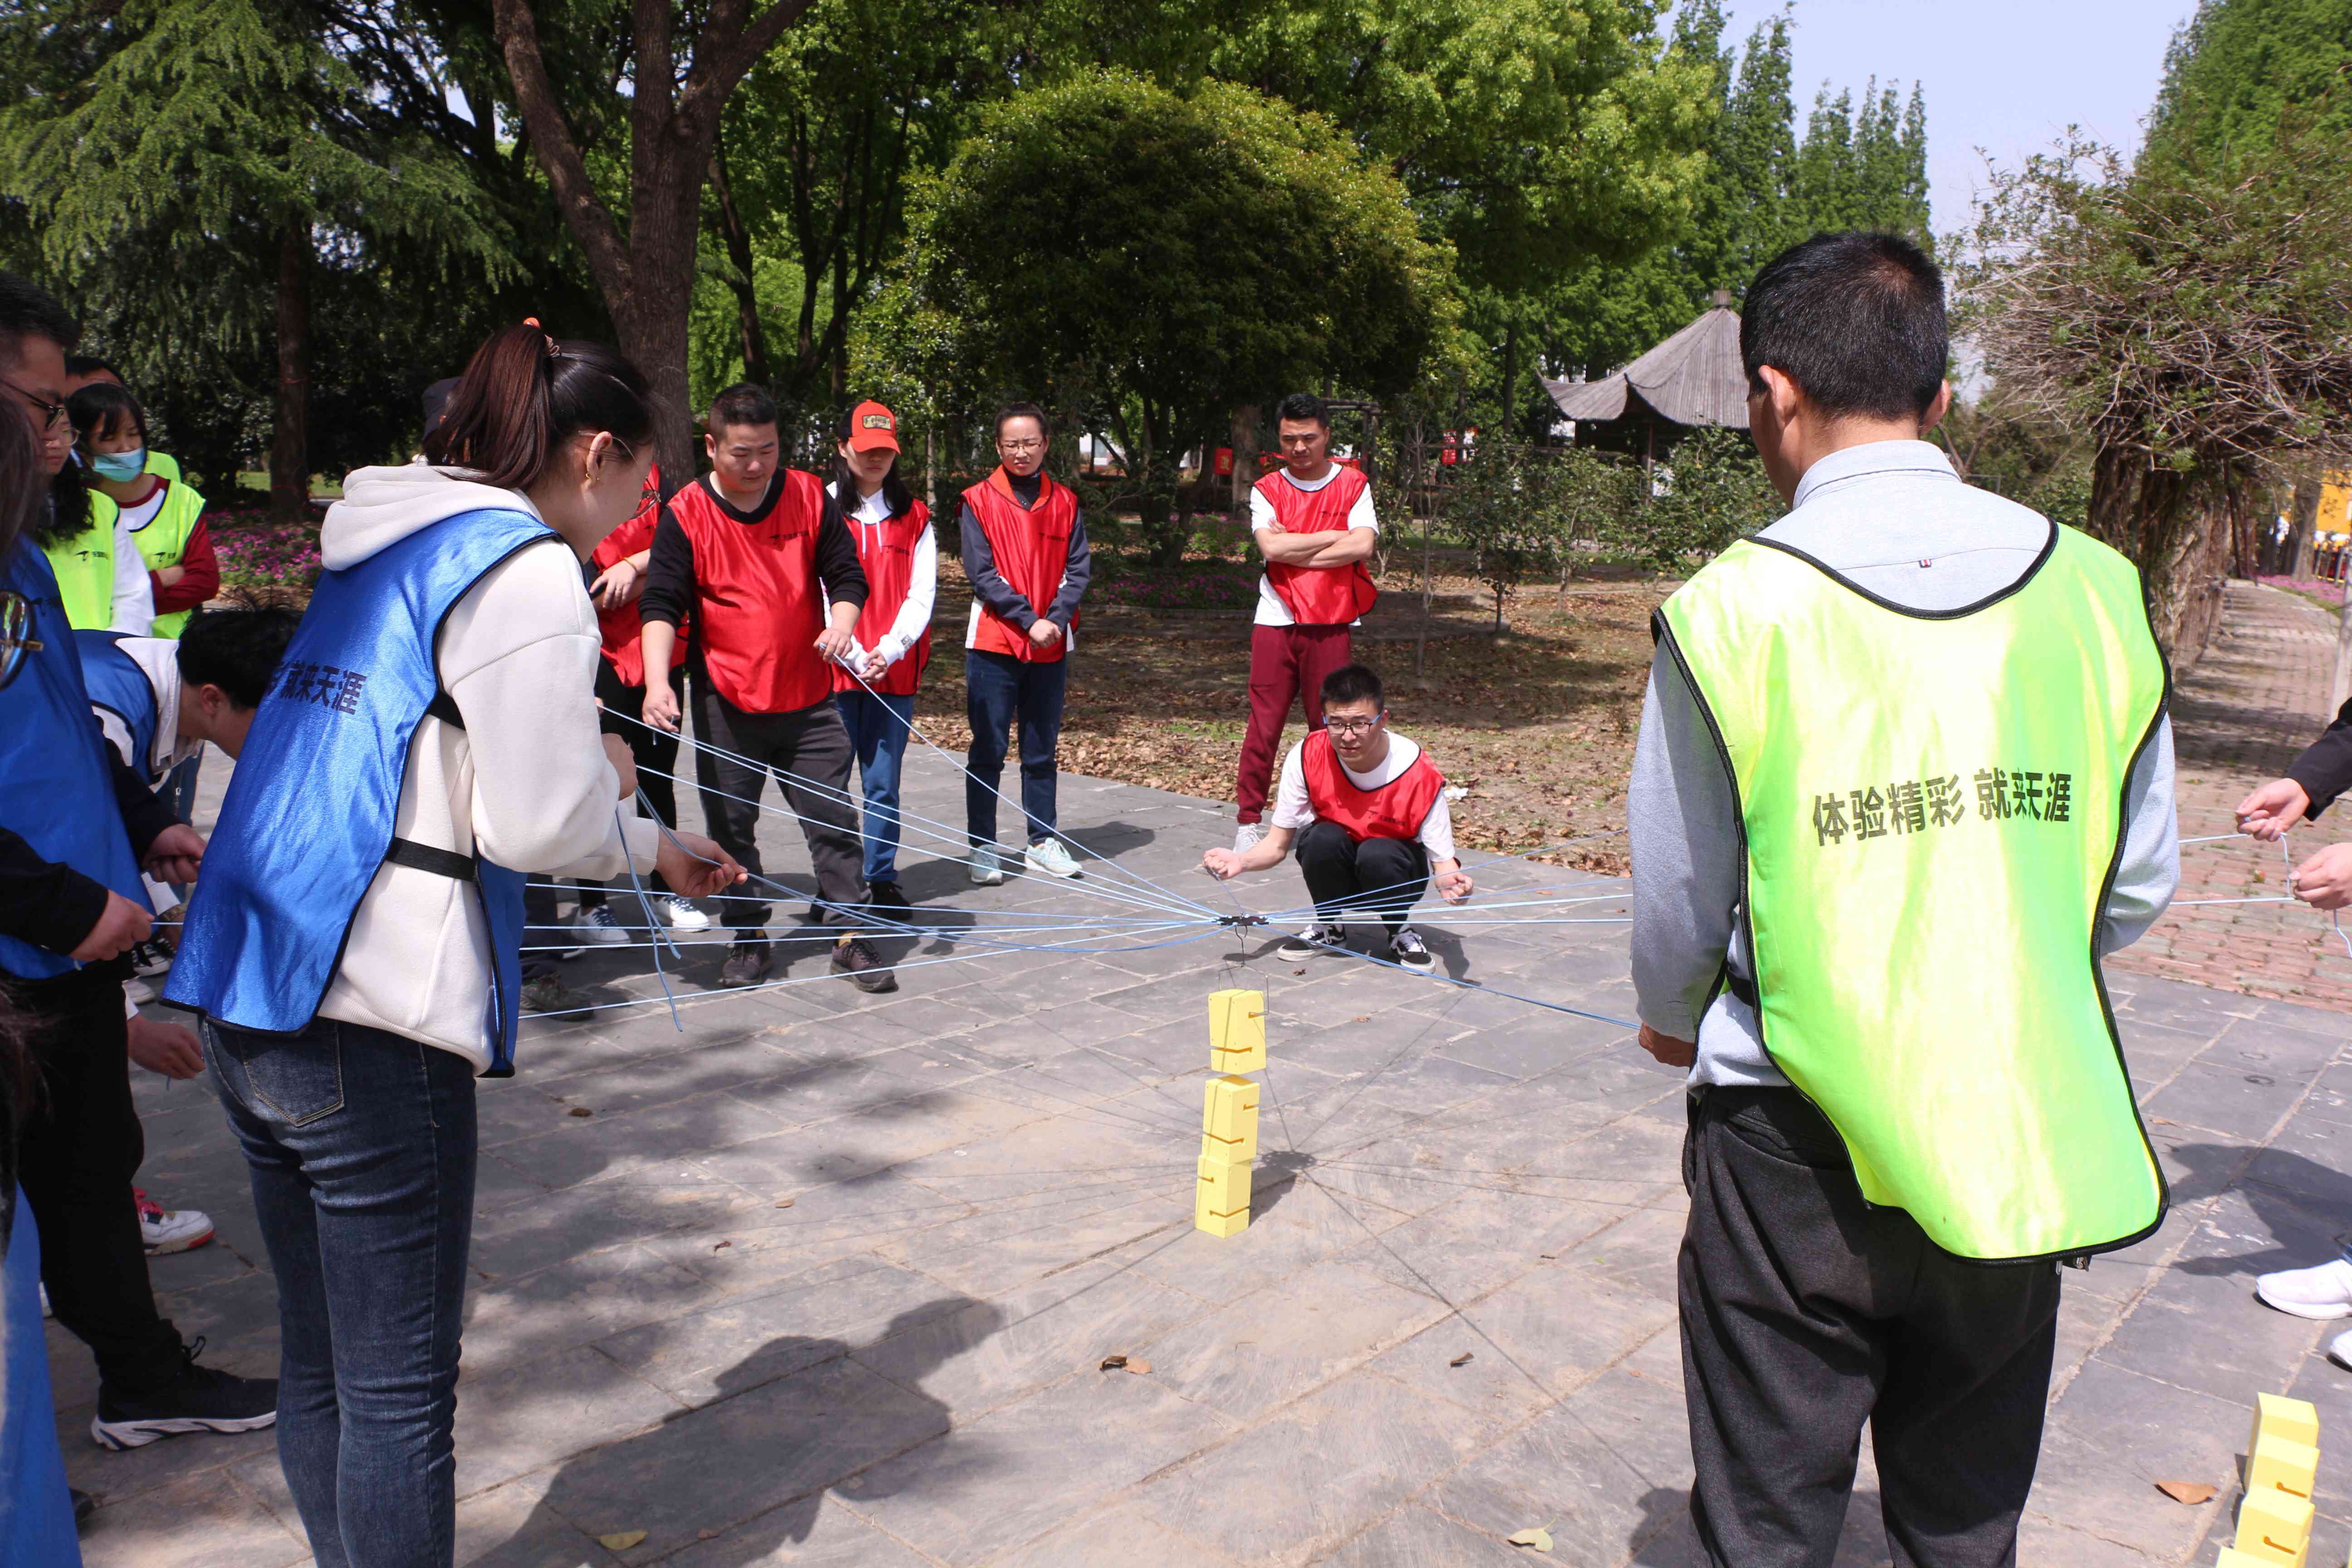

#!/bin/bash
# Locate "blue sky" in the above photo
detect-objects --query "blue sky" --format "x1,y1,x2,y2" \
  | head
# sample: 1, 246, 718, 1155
1715, 0, 2205, 237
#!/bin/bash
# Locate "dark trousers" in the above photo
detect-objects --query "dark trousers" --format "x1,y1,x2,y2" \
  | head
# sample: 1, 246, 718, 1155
1236, 623, 1354, 823
205, 1017, 476, 1568
577, 661, 681, 911
965, 649, 1066, 848
1296, 820, 1426, 936
1680, 1087, 2059, 1568
689, 678, 864, 936
8, 966, 187, 1392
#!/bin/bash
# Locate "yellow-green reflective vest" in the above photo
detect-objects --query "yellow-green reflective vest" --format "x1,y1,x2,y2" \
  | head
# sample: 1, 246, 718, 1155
1656, 524, 2170, 1262
145, 451, 181, 485
40, 492, 123, 632
126, 480, 205, 639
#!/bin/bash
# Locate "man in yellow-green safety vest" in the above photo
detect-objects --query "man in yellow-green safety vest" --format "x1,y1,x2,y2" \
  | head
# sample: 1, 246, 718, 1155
1630, 231, 2180, 1568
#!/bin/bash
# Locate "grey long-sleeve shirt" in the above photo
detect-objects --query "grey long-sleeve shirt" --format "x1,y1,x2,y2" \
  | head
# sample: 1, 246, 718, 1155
1630, 440, 2180, 1088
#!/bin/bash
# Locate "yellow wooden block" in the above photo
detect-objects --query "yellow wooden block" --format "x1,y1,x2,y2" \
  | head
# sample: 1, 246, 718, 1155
1198, 1152, 1252, 1215
1202, 1075, 1260, 1157
2234, 1486, 2315, 1567
1208, 989, 1266, 1072
2250, 1431, 2320, 1500
2253, 1392, 2322, 1455
2215, 1552, 2273, 1568
1195, 1199, 1249, 1237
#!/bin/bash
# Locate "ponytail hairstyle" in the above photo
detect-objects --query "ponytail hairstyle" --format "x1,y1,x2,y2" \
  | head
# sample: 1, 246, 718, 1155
422, 323, 654, 493
831, 403, 916, 521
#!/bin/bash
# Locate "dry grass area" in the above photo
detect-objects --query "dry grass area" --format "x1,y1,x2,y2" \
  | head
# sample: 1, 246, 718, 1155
919, 559, 1671, 876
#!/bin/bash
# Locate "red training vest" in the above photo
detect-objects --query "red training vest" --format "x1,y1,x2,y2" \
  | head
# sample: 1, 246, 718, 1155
832, 496, 933, 697
1299, 730, 1446, 844
669, 470, 833, 713
1258, 466, 1377, 625
964, 468, 1078, 664
592, 462, 684, 688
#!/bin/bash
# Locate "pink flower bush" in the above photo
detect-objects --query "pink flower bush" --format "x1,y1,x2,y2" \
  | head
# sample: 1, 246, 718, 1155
213, 511, 323, 593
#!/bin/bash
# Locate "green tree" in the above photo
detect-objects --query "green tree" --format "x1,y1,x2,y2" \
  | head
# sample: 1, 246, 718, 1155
4, 0, 505, 516
2146, 0, 2352, 170
899, 73, 1456, 564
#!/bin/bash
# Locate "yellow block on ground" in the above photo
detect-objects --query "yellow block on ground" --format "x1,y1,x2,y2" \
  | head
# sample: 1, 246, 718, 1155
1208, 989, 1266, 1073
2234, 1486, 2315, 1567
2253, 1392, 2322, 1456
1198, 1152, 1252, 1216
2249, 1431, 2320, 1500
2215, 1552, 2271, 1568
1202, 1075, 1259, 1159
1195, 1199, 1248, 1237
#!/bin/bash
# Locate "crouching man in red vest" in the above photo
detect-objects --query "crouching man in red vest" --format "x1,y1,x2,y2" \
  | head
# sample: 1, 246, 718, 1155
639, 384, 895, 993
1232, 392, 1379, 856
1203, 662, 1470, 973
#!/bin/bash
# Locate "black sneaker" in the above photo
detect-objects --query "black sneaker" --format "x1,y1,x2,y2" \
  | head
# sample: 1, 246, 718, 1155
830, 936, 897, 993
865, 881, 912, 915
92, 1339, 277, 1450
128, 936, 175, 977
1276, 924, 1345, 961
1387, 927, 1436, 974
720, 937, 774, 988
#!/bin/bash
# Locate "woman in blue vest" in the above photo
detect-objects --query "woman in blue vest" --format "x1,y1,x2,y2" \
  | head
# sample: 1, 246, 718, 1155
166, 325, 743, 1568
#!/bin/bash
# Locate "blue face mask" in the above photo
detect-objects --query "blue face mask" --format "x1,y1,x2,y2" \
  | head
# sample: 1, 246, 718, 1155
88, 448, 147, 483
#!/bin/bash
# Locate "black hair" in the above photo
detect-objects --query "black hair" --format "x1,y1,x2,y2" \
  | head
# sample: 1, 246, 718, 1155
64, 354, 117, 382
709, 383, 779, 435
1321, 662, 1385, 711
423, 324, 653, 492
0, 271, 78, 368
0, 377, 42, 560
1740, 231, 1948, 421
177, 605, 300, 709
832, 403, 916, 520
1275, 392, 1331, 428
994, 402, 1051, 441
69, 381, 147, 449
36, 458, 92, 547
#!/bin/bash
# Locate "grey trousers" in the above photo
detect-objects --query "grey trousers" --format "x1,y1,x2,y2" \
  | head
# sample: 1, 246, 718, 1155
1679, 1087, 2060, 1568
689, 679, 866, 936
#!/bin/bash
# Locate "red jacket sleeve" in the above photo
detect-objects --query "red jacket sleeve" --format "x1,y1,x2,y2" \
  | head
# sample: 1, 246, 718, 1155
150, 516, 220, 613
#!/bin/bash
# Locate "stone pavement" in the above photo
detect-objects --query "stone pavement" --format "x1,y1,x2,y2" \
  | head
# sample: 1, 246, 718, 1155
59, 668, 2352, 1567
2110, 581, 2352, 1013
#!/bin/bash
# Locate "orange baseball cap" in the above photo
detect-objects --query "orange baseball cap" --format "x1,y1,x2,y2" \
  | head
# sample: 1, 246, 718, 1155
848, 400, 900, 453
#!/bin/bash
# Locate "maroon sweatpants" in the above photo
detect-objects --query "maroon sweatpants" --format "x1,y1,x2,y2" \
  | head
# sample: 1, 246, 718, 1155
1235, 622, 1355, 823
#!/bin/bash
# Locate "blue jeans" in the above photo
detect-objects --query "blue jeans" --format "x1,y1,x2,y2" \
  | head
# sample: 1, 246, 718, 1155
835, 689, 916, 883
203, 1017, 477, 1568
964, 649, 1066, 848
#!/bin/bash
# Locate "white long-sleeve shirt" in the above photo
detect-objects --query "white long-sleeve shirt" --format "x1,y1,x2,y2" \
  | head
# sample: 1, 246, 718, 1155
107, 516, 154, 634
314, 464, 659, 1070
828, 482, 936, 670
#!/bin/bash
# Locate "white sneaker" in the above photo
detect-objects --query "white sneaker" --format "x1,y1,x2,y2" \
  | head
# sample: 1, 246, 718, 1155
2256, 1258, 2352, 1319
39, 1284, 50, 1318
1026, 838, 1083, 879
136, 1189, 214, 1255
968, 845, 1005, 886
1233, 822, 1265, 855
662, 896, 712, 931
2331, 1328, 2352, 1370
124, 975, 156, 1007
574, 906, 628, 946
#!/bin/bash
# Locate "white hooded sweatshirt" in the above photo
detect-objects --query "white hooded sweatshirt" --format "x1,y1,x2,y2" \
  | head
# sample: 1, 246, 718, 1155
314, 462, 660, 1070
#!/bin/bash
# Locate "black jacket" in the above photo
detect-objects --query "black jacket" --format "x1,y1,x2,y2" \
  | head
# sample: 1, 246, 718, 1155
2289, 697, 2352, 818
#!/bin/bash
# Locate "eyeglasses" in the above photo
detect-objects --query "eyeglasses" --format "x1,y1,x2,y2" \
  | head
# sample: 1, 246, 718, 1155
997, 438, 1044, 454
0, 592, 44, 691
1, 379, 68, 431
1325, 715, 1383, 736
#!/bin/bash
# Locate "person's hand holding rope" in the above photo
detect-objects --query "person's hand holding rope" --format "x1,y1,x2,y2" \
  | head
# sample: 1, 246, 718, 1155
654, 829, 746, 902
2237, 776, 2311, 842
2290, 842, 2352, 911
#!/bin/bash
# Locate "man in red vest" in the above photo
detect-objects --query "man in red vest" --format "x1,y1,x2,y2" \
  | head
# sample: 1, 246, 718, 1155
640, 384, 895, 993
959, 402, 1092, 886
1234, 392, 1380, 857
1204, 662, 1470, 972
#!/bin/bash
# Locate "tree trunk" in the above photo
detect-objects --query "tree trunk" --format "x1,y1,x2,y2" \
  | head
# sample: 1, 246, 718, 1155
2289, 464, 2323, 580
2085, 442, 2203, 656
710, 133, 772, 388
268, 216, 310, 524
1499, 321, 1519, 431
610, 170, 705, 485
1228, 403, 1258, 519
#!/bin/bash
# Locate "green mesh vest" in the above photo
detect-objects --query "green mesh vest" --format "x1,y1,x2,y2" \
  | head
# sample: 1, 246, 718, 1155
127, 480, 205, 639
41, 492, 122, 631
1656, 523, 2170, 1262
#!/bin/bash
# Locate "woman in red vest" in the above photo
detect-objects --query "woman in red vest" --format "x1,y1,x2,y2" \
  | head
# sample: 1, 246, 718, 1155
958, 402, 1091, 885
1203, 662, 1471, 973
828, 401, 933, 914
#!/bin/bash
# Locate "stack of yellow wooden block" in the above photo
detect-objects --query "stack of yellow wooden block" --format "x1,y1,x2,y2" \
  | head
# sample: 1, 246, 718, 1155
1196, 990, 1264, 1238
2220, 1392, 2322, 1567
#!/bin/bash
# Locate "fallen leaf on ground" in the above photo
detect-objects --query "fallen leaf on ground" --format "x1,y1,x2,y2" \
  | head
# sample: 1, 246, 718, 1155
1293, 967, 1306, 976
1351, 1015, 1371, 1023
1099, 1354, 1129, 1371
1450, 1352, 1475, 1367
597, 1531, 647, 1550
2155, 1480, 2215, 1505
1506, 1526, 1553, 1552
774, 1198, 794, 1208
712, 1240, 732, 1252
567, 1107, 593, 1118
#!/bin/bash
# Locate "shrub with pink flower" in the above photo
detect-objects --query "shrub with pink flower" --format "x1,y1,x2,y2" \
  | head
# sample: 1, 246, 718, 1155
212, 505, 324, 595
